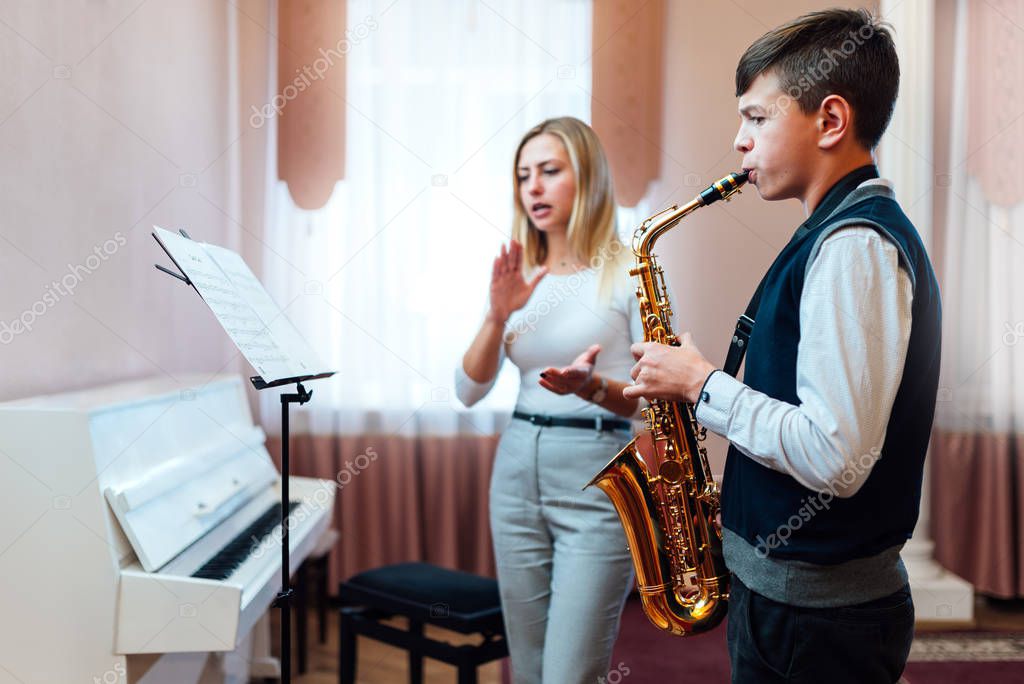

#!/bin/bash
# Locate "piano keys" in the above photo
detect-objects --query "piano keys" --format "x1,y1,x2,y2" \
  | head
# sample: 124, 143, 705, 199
0, 375, 335, 683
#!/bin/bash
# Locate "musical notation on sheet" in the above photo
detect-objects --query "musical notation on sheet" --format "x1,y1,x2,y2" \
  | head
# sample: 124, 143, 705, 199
154, 227, 327, 382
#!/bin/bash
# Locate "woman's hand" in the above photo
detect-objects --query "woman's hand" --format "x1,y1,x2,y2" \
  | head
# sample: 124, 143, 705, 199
487, 240, 547, 324
538, 344, 601, 396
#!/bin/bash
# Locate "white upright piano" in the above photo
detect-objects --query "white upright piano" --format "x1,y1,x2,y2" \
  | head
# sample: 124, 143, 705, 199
0, 375, 335, 683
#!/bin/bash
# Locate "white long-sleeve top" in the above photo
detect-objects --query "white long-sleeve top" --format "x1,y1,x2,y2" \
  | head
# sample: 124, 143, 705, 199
456, 266, 643, 416
696, 201, 913, 499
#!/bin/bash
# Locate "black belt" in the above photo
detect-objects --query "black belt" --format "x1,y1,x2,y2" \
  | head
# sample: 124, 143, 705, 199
512, 411, 631, 432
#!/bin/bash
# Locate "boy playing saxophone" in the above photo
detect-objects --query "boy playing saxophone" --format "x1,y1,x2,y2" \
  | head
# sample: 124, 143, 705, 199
625, 9, 940, 682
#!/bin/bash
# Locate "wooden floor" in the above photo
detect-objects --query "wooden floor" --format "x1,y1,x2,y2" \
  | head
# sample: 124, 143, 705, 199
965, 595, 1024, 631
279, 594, 1024, 684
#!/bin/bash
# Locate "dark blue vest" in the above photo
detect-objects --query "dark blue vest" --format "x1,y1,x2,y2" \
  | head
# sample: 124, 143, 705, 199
720, 174, 942, 565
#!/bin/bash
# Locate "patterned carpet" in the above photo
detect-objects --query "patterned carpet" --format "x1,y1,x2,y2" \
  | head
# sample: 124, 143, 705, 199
909, 632, 1024, 662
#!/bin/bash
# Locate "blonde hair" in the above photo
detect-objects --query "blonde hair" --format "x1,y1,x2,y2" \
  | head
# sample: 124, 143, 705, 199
511, 116, 629, 301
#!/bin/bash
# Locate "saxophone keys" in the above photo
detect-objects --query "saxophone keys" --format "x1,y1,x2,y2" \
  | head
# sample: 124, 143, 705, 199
659, 460, 685, 484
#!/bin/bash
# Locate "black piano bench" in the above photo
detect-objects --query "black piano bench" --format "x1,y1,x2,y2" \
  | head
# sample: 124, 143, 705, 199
338, 562, 507, 684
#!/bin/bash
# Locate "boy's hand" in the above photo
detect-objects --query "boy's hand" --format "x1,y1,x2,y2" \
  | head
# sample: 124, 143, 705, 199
623, 333, 717, 404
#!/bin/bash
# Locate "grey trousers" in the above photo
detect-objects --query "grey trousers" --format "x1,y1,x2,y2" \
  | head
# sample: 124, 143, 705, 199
489, 418, 635, 684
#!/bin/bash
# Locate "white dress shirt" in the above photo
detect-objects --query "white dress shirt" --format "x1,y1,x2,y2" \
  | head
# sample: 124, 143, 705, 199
695, 209, 913, 499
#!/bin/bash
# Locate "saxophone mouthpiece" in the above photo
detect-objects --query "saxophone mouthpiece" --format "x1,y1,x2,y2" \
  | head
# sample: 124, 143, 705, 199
699, 171, 749, 206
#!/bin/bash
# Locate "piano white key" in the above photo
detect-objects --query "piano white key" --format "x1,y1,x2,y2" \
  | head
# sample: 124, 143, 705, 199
158, 487, 283, 579
234, 480, 333, 641
232, 480, 333, 602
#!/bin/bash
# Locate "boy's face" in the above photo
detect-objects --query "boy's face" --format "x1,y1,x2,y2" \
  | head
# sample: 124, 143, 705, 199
734, 71, 819, 203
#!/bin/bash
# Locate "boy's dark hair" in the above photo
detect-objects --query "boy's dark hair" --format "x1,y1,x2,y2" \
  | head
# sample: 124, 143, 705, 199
735, 8, 899, 149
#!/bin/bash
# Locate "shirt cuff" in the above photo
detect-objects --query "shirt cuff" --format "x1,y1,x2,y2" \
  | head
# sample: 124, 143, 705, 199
694, 370, 744, 437
454, 364, 497, 407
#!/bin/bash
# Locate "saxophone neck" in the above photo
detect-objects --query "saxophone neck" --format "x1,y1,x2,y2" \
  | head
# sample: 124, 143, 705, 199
633, 171, 749, 256
635, 197, 703, 256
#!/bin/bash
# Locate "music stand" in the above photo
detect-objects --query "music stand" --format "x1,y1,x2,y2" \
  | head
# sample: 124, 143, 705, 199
155, 228, 334, 683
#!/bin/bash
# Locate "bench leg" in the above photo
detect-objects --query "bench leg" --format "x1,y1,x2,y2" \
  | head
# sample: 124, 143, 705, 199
297, 562, 309, 674
408, 619, 424, 684
317, 554, 329, 644
338, 609, 357, 684
457, 664, 477, 684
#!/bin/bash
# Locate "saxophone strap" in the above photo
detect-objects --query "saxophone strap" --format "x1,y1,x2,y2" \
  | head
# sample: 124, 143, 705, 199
722, 164, 880, 379
722, 282, 764, 378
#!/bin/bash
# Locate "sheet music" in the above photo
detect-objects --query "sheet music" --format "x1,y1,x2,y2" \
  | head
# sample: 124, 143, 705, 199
200, 243, 323, 375
154, 227, 327, 382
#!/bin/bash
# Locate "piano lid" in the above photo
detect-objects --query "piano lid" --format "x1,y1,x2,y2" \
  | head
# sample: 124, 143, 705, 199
0, 375, 280, 572
103, 424, 277, 572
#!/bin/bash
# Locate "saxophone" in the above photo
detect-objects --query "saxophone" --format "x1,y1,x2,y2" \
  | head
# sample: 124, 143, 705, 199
586, 171, 748, 636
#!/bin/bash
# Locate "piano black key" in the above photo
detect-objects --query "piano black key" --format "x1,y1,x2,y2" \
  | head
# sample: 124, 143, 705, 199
192, 501, 301, 580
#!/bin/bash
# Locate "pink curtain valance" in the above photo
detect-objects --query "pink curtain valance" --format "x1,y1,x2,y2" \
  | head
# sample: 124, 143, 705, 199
591, 0, 666, 207
277, 0, 347, 210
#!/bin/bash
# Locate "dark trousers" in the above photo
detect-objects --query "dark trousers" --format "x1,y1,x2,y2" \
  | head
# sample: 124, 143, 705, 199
727, 574, 914, 683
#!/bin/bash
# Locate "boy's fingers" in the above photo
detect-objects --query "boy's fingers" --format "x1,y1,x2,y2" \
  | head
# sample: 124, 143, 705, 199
622, 383, 644, 400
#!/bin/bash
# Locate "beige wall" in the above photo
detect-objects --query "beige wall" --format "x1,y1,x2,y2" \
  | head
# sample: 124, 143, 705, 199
652, 0, 875, 472
0, 0, 273, 402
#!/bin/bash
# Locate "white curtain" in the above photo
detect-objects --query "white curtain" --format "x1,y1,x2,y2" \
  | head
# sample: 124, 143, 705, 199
260, 0, 655, 436
934, 0, 1024, 434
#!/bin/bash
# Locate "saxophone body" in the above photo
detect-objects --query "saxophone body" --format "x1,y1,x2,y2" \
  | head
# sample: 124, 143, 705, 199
586, 171, 747, 636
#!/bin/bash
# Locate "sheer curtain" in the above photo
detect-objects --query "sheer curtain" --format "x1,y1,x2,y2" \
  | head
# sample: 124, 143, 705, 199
930, 0, 1024, 597
261, 0, 602, 437
935, 0, 1024, 433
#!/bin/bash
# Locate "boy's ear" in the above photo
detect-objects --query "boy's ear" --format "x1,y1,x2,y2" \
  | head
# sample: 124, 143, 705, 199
816, 94, 854, 150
